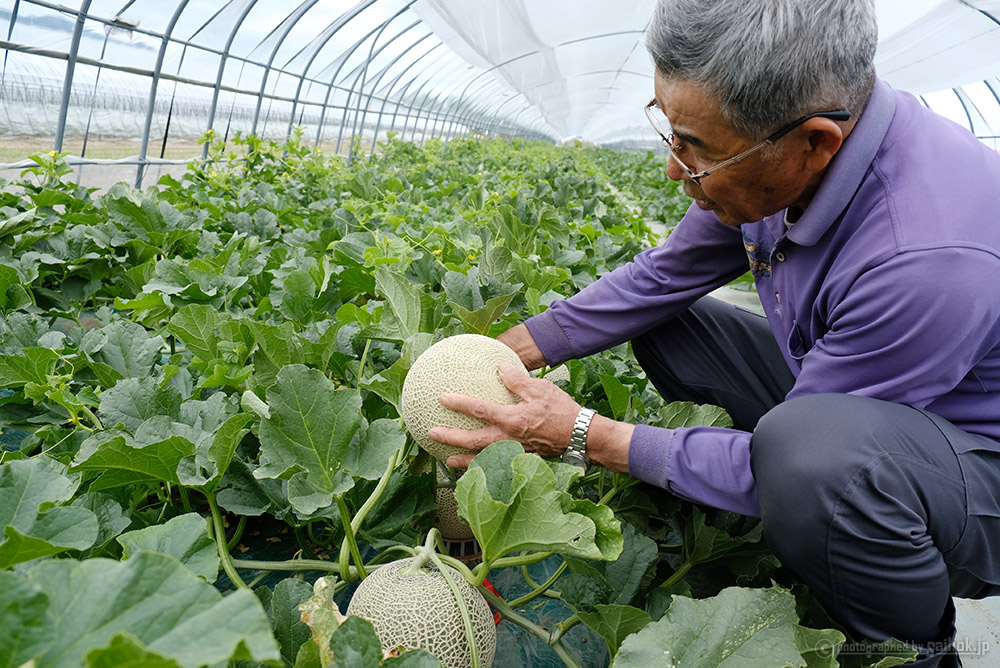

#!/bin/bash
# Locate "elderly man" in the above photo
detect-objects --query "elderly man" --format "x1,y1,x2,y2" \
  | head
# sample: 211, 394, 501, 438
427, 0, 1000, 665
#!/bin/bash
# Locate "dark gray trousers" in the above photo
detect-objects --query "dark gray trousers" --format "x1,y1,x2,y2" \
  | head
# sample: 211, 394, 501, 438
631, 297, 1000, 667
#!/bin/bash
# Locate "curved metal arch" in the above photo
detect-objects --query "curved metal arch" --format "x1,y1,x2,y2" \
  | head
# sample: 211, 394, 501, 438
351, 30, 433, 154
390, 50, 468, 142
339, 5, 419, 158
282, 0, 379, 142
204, 0, 260, 158
446, 86, 519, 139
369, 41, 445, 154
136, 0, 191, 187
249, 0, 321, 136
440, 72, 510, 142
53, 0, 93, 154
345, 18, 422, 154
313, 19, 390, 147
407, 62, 484, 145
388, 51, 465, 142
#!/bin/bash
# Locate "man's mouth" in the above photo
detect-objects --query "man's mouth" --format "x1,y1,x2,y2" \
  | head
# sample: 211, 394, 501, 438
686, 189, 714, 210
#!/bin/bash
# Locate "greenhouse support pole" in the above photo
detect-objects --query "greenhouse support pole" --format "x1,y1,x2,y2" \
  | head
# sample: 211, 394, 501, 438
409, 65, 478, 145
338, 5, 416, 161
355, 30, 431, 155
369, 43, 444, 155
136, 0, 190, 188
392, 54, 462, 143
314, 25, 385, 151
400, 57, 472, 142
441, 50, 539, 150
345, 18, 420, 159
251, 1, 321, 137
205, 0, 260, 159
285, 0, 377, 145
53, 0, 93, 154
439, 75, 496, 144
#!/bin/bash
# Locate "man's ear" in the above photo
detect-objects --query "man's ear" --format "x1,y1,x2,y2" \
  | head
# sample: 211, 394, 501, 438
800, 118, 847, 173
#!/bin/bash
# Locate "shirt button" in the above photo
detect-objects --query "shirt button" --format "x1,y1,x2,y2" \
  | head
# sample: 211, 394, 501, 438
774, 251, 786, 262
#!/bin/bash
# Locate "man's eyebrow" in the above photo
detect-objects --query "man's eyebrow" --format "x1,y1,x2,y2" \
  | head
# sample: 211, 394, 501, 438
672, 129, 706, 149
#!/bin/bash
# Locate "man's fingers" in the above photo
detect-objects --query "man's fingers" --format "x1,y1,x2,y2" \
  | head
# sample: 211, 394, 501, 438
497, 361, 533, 393
427, 424, 506, 450
438, 392, 505, 422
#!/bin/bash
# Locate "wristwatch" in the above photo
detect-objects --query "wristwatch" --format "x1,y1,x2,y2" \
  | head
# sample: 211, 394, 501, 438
563, 407, 596, 468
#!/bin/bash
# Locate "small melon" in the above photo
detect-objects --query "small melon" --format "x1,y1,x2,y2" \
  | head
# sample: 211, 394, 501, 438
435, 467, 475, 541
346, 557, 497, 668
401, 334, 526, 461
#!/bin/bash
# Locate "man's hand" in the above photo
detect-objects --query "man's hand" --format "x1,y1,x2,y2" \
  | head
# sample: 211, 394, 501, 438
427, 361, 580, 468
497, 324, 548, 371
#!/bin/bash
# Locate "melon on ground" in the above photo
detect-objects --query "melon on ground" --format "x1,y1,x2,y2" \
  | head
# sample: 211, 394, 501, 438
401, 334, 526, 461
346, 557, 496, 668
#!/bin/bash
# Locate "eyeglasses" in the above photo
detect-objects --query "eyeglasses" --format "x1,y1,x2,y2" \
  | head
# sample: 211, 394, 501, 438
644, 99, 850, 185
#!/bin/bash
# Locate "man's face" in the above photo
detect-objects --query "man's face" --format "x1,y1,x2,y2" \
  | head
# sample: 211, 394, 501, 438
653, 74, 818, 226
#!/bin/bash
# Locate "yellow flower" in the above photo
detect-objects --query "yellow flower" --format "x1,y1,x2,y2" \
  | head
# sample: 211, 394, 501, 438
211, 171, 217, 178
48, 150, 56, 157
468, 254, 476, 261
433, 249, 442, 255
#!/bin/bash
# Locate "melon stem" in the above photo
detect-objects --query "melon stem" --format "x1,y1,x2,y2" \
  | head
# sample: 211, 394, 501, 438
427, 546, 481, 668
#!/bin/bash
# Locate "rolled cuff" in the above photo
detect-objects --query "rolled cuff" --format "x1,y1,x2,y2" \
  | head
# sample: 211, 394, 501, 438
628, 423, 761, 517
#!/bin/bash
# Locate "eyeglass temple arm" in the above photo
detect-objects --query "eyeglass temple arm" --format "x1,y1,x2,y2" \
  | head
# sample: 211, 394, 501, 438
766, 109, 852, 143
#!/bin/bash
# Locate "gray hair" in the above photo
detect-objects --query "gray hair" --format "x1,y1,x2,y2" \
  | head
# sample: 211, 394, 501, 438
645, 0, 878, 140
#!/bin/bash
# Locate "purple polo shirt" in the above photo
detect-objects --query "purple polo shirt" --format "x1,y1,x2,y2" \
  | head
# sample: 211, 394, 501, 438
525, 80, 1000, 516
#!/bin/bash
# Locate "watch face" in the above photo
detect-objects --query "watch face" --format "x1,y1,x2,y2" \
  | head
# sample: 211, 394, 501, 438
562, 450, 588, 468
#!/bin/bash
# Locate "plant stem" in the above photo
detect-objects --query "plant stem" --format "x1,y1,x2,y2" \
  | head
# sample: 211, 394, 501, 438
350, 448, 402, 533
336, 447, 402, 581
549, 613, 581, 645
434, 552, 477, 584
662, 560, 693, 589
204, 491, 249, 590
336, 494, 367, 580
509, 559, 568, 607
226, 515, 247, 551
484, 551, 554, 573
427, 548, 480, 668
178, 486, 192, 513
478, 587, 583, 668
232, 558, 346, 575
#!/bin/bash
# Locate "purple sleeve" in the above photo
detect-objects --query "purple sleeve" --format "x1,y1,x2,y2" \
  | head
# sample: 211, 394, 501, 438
524, 206, 748, 365
628, 424, 760, 517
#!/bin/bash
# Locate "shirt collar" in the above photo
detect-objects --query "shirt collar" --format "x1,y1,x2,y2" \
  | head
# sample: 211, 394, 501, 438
784, 78, 896, 246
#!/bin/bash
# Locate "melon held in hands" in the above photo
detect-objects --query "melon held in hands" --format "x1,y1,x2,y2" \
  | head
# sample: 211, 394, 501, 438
401, 334, 527, 461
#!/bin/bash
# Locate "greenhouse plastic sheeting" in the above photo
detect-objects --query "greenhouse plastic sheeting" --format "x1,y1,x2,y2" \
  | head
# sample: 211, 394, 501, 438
410, 0, 1000, 146
0, 0, 998, 175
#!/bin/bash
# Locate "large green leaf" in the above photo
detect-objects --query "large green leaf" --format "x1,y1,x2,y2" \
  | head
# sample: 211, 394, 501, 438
97, 377, 182, 434
576, 604, 651, 656
372, 268, 422, 340
613, 586, 808, 668
455, 441, 623, 565
2, 550, 280, 668
0, 570, 52, 667
81, 320, 163, 379
0, 456, 98, 568
117, 513, 219, 581
257, 365, 364, 514
0, 347, 60, 388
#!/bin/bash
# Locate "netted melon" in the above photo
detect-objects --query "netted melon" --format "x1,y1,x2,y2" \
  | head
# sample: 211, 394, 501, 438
435, 467, 475, 541
346, 557, 496, 668
401, 334, 526, 461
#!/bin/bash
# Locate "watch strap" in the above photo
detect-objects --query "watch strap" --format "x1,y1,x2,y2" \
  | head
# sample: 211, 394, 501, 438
564, 407, 596, 466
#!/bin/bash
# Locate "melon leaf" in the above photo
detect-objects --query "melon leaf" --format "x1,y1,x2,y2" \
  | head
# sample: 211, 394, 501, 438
613, 586, 811, 668
455, 440, 623, 566
1, 551, 280, 668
